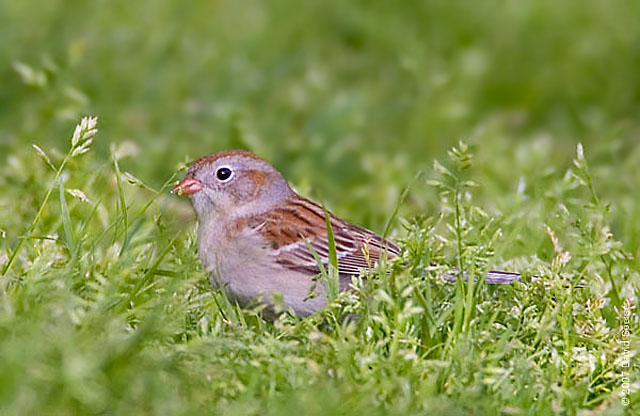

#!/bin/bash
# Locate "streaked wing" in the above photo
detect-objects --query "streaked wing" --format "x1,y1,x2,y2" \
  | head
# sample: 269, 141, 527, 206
247, 195, 399, 283
247, 195, 527, 287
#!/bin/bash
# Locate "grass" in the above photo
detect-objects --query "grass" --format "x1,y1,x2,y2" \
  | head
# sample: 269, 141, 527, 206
1, 0, 639, 414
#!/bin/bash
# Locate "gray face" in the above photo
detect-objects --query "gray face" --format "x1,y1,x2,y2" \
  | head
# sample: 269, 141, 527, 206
187, 154, 292, 220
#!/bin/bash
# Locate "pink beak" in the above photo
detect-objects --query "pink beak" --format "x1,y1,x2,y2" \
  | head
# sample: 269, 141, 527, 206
172, 175, 204, 195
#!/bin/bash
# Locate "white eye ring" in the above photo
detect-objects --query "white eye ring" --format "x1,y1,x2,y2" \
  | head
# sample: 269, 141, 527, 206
215, 166, 234, 182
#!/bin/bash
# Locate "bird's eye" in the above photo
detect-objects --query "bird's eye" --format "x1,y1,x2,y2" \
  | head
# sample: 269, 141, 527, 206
216, 167, 233, 182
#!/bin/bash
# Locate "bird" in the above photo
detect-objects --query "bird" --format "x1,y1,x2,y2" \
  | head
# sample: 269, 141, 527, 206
172, 150, 521, 317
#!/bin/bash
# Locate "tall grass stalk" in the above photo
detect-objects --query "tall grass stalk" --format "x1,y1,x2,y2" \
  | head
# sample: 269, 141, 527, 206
2, 116, 98, 275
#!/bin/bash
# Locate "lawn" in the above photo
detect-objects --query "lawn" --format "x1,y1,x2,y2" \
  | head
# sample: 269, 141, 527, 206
0, 0, 638, 414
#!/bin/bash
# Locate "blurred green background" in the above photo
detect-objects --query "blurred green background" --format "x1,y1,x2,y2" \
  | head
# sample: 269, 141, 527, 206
2, 0, 639, 236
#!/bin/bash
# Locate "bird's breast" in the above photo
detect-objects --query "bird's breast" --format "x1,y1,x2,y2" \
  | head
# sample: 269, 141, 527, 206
196, 218, 326, 316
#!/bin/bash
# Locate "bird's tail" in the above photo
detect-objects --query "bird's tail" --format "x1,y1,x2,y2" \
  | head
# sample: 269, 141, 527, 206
441, 269, 522, 284
441, 270, 585, 288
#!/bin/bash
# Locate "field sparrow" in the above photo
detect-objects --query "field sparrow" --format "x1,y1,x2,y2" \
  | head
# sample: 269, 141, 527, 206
173, 151, 520, 316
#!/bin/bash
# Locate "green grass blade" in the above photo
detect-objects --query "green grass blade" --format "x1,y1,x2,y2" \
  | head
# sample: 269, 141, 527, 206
111, 152, 129, 257
321, 204, 339, 304
58, 181, 77, 257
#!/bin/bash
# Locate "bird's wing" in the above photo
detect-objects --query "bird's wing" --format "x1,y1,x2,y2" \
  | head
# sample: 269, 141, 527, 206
247, 196, 399, 284
246, 196, 526, 287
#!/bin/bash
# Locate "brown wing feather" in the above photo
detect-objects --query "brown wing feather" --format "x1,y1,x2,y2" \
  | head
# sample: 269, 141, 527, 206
246, 195, 399, 282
